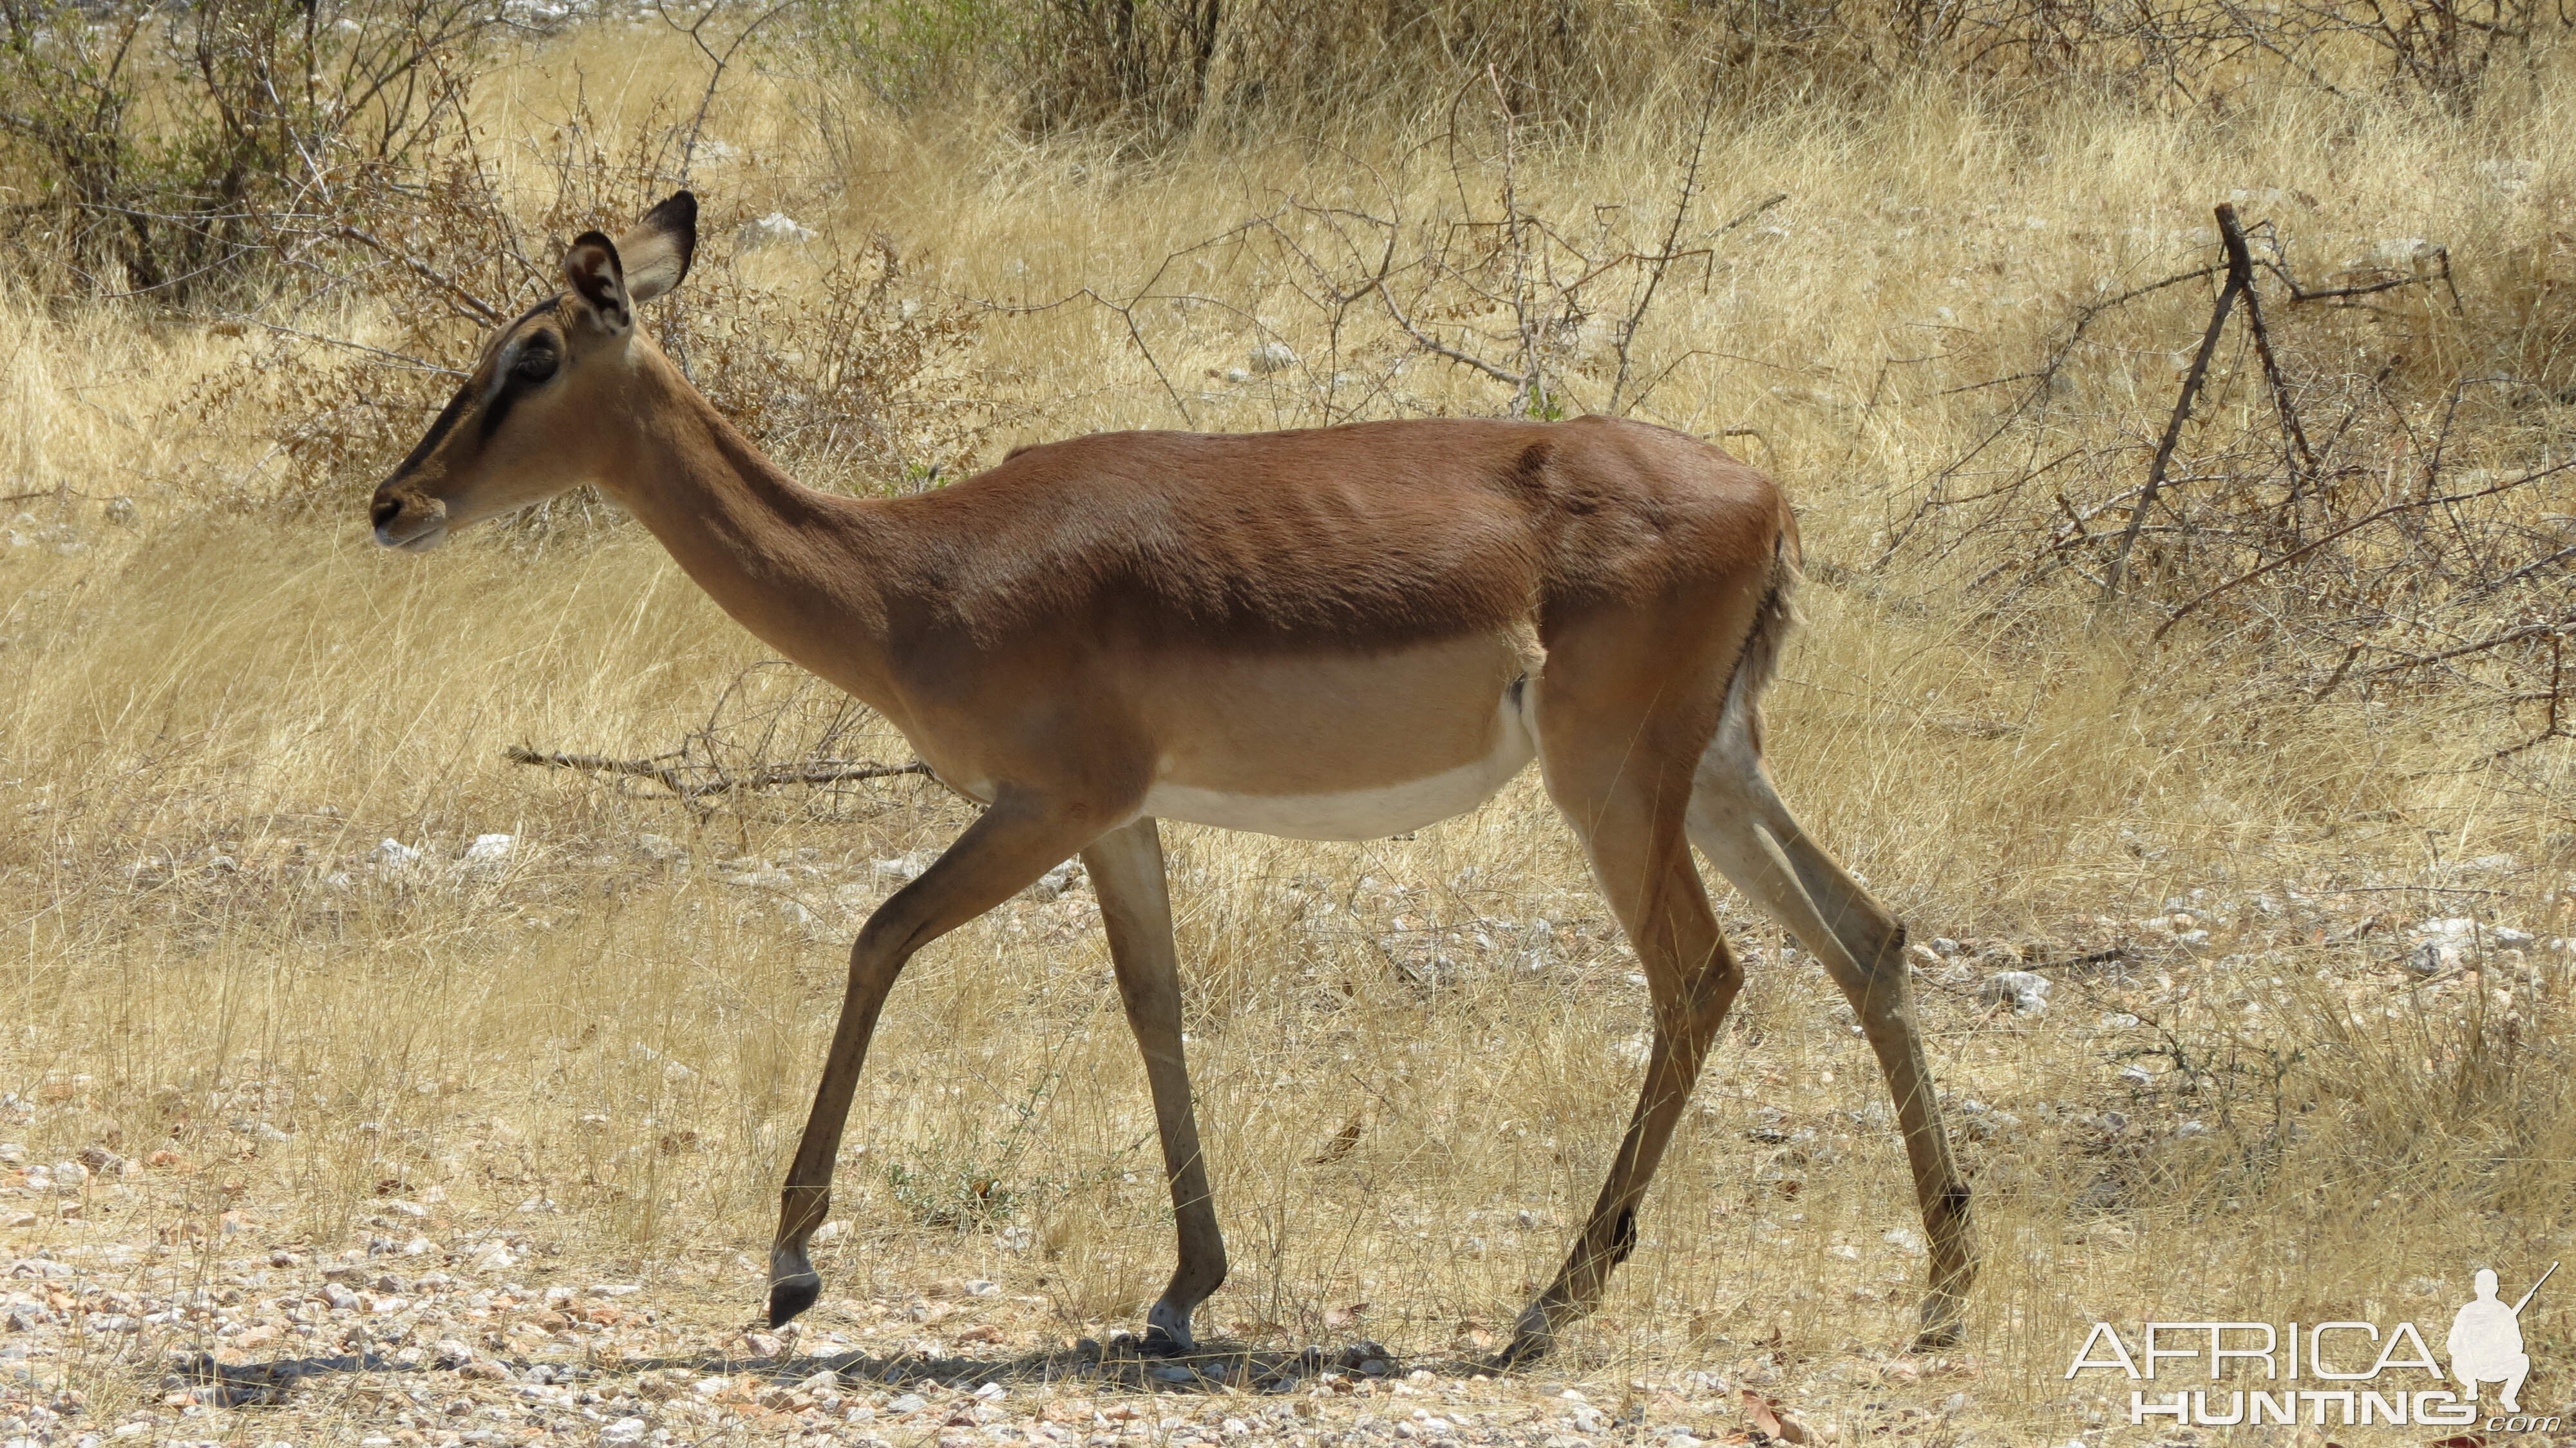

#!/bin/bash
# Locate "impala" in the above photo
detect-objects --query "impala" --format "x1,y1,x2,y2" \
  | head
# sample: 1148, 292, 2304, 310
368, 193, 1976, 1361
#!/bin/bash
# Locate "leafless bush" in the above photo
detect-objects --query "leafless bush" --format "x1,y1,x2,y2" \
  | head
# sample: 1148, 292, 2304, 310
1906, 0, 2566, 111
972, 75, 1790, 431
0, 0, 513, 301
811, 0, 1873, 144
1892, 202, 2576, 759
799, 0, 2570, 146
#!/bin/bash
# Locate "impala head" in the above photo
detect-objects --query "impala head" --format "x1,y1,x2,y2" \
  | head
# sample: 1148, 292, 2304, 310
369, 191, 698, 551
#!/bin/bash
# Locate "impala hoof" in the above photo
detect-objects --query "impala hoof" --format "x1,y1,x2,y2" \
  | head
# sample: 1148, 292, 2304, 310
1490, 1304, 1554, 1370
1139, 1302, 1196, 1357
769, 1243, 822, 1328
1911, 1300, 1966, 1351
769, 1272, 820, 1328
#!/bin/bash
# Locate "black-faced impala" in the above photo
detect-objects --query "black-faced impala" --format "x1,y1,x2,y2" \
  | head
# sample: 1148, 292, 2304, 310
368, 193, 1976, 1362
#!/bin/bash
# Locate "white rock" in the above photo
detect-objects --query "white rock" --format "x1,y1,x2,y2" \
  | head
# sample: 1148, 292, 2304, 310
964, 1278, 1000, 1297
2371, 237, 2440, 269
2474, 159, 2535, 195
588, 1283, 641, 1297
374, 839, 421, 870
887, 1393, 927, 1416
1247, 341, 1298, 374
1978, 969, 2050, 1015
974, 1382, 1007, 1400
462, 834, 515, 866
738, 212, 816, 250
601, 1418, 648, 1443
1884, 1227, 1926, 1256
872, 852, 935, 882
1024, 860, 1085, 901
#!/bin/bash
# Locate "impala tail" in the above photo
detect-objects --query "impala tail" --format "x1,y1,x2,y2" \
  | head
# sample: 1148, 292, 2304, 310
1722, 515, 1804, 753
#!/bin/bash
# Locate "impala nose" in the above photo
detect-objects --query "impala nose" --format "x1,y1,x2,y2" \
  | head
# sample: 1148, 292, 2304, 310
371, 495, 402, 538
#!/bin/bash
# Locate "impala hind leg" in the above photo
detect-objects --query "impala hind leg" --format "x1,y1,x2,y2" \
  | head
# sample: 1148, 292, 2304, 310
769, 794, 1111, 1328
1504, 716, 1741, 1365
1684, 736, 1975, 1348
1081, 817, 1227, 1355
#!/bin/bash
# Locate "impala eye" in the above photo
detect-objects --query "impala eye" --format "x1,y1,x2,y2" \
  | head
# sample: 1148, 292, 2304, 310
512, 348, 558, 383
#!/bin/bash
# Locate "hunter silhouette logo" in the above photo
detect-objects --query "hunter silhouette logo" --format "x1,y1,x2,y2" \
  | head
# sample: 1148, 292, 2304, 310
2450, 1262, 2552, 1414
2065, 1261, 2561, 1431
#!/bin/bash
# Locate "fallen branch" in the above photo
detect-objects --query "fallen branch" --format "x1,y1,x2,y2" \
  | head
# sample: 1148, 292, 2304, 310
504, 744, 929, 799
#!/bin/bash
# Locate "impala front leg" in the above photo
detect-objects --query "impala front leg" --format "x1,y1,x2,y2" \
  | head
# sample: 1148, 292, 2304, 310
1081, 817, 1226, 1355
769, 794, 1112, 1328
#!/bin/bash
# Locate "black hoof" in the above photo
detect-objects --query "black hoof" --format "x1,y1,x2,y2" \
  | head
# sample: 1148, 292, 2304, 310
1137, 1324, 1193, 1359
768, 1272, 821, 1328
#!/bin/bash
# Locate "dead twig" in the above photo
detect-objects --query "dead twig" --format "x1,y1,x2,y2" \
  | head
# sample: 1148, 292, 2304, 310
505, 744, 929, 799
2101, 202, 2253, 607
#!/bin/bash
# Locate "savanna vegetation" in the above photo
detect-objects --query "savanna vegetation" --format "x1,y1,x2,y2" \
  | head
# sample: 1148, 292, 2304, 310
3, 0, 2574, 1441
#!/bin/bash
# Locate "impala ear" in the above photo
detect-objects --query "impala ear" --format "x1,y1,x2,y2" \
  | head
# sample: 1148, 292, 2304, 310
616, 191, 697, 305
562, 230, 630, 331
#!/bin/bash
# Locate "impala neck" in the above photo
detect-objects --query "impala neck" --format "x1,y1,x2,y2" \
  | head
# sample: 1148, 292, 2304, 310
604, 346, 905, 715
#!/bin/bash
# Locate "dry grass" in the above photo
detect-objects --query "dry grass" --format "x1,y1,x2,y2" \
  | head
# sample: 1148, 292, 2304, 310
5, 16, 2576, 1443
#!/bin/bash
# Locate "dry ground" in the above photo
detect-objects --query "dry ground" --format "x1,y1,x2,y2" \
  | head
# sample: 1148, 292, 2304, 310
6, 17, 2576, 1447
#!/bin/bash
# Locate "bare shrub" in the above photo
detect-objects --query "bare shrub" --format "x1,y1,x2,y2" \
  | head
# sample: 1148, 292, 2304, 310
1890, 202, 2576, 759
0, 0, 513, 301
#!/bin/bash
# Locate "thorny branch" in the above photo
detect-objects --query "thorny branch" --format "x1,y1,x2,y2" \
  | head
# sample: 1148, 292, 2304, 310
506, 744, 930, 800
1900, 195, 2574, 762
505, 665, 934, 816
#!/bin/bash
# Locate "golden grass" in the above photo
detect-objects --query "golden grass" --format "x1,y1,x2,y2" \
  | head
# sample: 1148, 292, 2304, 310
4, 20, 2575, 1441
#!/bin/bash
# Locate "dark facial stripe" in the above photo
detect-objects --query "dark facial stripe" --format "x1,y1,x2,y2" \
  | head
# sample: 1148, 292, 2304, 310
393, 378, 477, 477
392, 296, 567, 475
479, 368, 526, 443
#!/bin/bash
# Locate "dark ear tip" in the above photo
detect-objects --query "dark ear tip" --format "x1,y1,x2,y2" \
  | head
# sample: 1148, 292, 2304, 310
569, 229, 620, 257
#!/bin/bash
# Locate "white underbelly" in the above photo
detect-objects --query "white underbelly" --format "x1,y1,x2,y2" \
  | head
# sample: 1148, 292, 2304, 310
1139, 681, 1539, 842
